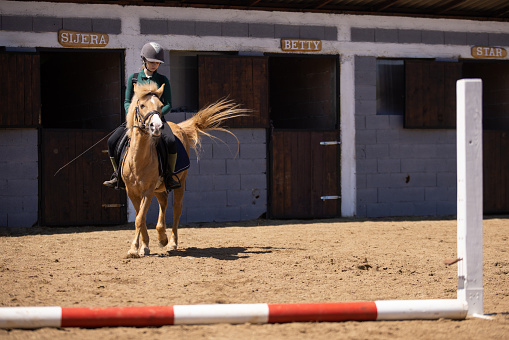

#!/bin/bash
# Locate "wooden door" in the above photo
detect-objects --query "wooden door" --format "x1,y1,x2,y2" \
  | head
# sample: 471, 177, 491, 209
198, 55, 269, 128
39, 50, 125, 225
405, 60, 462, 128
270, 130, 340, 219
41, 130, 126, 225
198, 54, 340, 219
0, 53, 40, 127
464, 61, 509, 213
269, 56, 340, 219
483, 131, 509, 213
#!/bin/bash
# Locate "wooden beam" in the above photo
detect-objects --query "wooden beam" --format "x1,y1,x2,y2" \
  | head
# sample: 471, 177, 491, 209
21, 0, 509, 21
495, 5, 509, 18
374, 0, 403, 12
313, 0, 333, 10
435, 0, 468, 14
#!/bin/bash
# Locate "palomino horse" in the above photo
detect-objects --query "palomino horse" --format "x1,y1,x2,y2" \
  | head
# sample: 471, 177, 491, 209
122, 82, 247, 257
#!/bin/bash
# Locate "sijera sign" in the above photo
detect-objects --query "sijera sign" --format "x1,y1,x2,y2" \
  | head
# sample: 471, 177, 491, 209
471, 46, 507, 59
281, 39, 322, 52
58, 30, 109, 48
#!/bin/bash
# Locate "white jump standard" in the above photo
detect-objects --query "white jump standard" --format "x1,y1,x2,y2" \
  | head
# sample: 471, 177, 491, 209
456, 78, 484, 317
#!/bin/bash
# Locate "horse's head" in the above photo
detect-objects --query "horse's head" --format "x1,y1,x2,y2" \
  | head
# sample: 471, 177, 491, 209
127, 82, 165, 138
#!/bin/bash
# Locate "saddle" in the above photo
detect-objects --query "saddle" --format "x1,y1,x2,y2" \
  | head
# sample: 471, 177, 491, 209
112, 128, 190, 190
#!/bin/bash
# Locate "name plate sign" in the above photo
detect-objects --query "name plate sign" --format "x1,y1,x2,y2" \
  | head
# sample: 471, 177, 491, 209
471, 46, 507, 59
58, 30, 109, 48
281, 39, 322, 52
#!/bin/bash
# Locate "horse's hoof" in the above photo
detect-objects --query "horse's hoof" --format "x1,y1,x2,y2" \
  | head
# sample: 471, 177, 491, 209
167, 243, 177, 252
126, 252, 140, 259
159, 237, 169, 247
139, 247, 150, 256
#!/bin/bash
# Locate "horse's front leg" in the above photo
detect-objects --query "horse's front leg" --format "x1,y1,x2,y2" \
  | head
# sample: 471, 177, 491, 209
154, 191, 169, 247
169, 180, 185, 251
128, 194, 152, 257
127, 194, 142, 256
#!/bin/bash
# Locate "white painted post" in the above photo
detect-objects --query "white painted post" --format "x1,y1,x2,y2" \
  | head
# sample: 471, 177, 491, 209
340, 54, 356, 217
456, 79, 483, 316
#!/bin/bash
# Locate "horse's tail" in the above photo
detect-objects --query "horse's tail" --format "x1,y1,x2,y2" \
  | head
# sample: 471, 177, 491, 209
177, 99, 250, 154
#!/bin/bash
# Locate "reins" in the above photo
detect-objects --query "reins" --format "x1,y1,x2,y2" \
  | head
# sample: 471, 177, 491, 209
53, 123, 125, 176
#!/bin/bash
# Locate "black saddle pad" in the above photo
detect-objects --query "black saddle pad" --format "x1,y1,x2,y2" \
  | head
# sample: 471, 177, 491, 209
173, 137, 190, 174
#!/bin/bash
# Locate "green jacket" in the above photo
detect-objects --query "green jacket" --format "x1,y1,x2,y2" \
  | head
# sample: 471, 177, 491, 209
124, 70, 172, 115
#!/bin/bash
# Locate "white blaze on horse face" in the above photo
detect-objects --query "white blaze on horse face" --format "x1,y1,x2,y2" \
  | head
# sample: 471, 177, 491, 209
151, 96, 163, 118
145, 95, 163, 136
150, 114, 163, 136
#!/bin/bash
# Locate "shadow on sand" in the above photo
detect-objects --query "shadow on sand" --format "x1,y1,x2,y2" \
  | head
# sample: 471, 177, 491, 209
151, 246, 278, 261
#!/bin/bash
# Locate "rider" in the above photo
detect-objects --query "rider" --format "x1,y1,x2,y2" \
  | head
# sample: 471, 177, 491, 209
103, 42, 180, 190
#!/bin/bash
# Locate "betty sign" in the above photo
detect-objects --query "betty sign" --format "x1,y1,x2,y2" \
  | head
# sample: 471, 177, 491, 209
58, 30, 109, 48
281, 39, 322, 52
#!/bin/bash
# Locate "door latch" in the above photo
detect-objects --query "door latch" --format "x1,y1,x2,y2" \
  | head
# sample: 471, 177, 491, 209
320, 196, 341, 201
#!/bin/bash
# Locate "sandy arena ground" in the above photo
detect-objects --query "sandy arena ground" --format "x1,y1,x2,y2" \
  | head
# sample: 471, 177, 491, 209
0, 217, 508, 339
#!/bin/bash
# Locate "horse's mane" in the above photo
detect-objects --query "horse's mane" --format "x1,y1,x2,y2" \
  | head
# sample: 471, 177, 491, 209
125, 82, 163, 133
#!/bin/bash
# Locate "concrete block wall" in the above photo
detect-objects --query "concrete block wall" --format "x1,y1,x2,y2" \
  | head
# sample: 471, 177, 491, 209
0, 129, 38, 227
351, 27, 509, 46
140, 19, 338, 41
355, 56, 457, 218
145, 124, 267, 225
0, 15, 121, 34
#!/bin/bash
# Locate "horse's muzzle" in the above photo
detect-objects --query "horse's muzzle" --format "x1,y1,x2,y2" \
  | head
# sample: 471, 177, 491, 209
148, 112, 163, 137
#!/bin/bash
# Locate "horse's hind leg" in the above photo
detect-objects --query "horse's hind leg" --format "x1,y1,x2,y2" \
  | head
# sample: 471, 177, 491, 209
154, 191, 169, 247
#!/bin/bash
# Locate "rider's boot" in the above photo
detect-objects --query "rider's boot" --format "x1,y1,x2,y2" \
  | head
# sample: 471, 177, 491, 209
103, 157, 119, 188
164, 152, 181, 191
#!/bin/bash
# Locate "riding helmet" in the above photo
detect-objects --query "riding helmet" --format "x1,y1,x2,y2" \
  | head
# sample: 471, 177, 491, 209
140, 42, 165, 63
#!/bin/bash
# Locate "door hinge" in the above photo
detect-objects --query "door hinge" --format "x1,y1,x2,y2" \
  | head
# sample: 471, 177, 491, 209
102, 204, 125, 208
321, 195, 341, 201
320, 141, 341, 145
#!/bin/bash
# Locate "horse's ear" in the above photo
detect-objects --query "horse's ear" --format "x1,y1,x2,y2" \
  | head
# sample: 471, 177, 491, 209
133, 83, 138, 93
155, 84, 165, 98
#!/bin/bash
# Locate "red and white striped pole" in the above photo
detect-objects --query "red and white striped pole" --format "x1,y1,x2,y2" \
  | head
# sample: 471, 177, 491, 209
0, 300, 468, 329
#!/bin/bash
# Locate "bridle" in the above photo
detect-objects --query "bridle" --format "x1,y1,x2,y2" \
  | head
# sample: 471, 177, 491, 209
133, 92, 163, 133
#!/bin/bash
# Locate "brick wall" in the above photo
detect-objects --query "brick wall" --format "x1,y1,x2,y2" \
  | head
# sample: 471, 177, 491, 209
0, 129, 38, 227
354, 56, 457, 218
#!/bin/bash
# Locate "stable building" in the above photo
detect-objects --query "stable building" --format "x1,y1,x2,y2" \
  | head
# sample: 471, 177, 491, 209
1, 0, 508, 227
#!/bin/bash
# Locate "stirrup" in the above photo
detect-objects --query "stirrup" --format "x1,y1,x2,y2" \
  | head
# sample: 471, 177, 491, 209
103, 174, 118, 188
103, 173, 125, 190
165, 172, 181, 191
